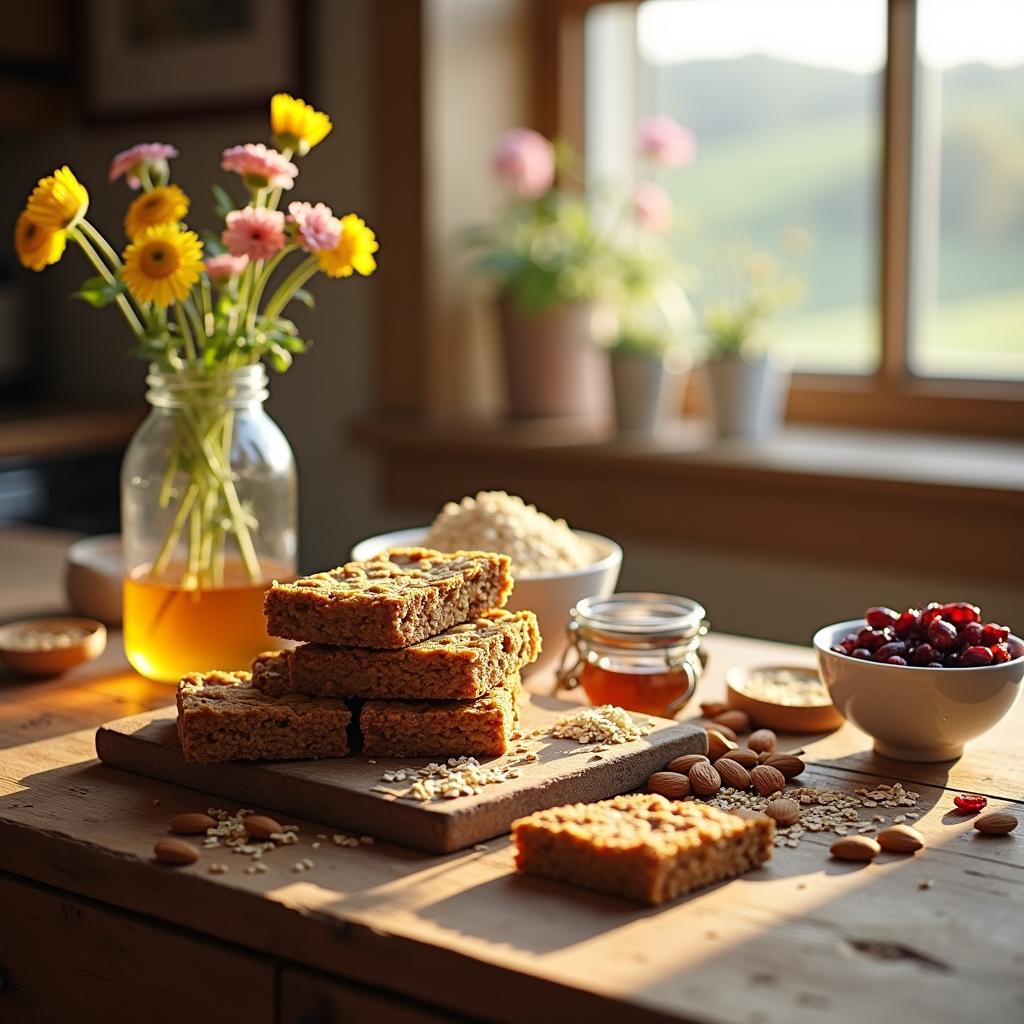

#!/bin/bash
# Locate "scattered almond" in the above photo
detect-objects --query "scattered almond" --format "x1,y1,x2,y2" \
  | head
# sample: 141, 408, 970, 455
747, 729, 778, 754
723, 747, 759, 770
830, 835, 881, 861
973, 811, 1018, 835
667, 753, 710, 774
877, 824, 925, 853
763, 754, 805, 779
764, 797, 801, 827
168, 812, 215, 835
154, 838, 199, 866
712, 709, 751, 734
750, 764, 786, 797
688, 762, 722, 797
706, 729, 738, 761
700, 701, 729, 718
647, 771, 692, 800
716, 758, 752, 791
244, 815, 283, 841
708, 722, 737, 743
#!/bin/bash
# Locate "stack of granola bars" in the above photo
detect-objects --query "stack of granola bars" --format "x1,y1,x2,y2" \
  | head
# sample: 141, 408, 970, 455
176, 548, 541, 764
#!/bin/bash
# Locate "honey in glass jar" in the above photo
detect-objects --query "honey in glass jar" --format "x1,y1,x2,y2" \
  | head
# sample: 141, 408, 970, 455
555, 593, 708, 717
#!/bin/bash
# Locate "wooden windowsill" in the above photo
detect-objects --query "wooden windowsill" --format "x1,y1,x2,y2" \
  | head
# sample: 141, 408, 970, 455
353, 416, 1024, 581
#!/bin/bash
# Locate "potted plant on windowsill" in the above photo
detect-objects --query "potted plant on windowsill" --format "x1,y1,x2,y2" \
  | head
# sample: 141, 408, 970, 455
700, 233, 807, 442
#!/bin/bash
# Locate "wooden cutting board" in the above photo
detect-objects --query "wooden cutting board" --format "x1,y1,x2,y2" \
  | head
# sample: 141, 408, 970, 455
95, 695, 706, 853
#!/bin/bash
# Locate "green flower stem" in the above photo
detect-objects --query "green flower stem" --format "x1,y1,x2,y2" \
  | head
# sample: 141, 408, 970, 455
157, 440, 180, 509
199, 276, 214, 335
152, 481, 198, 578
173, 303, 198, 365
246, 245, 294, 331
183, 296, 206, 346
71, 229, 145, 338
264, 254, 318, 319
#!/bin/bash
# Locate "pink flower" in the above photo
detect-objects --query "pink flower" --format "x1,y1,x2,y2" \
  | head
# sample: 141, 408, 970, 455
109, 142, 178, 190
493, 128, 556, 198
205, 253, 249, 282
633, 181, 673, 232
222, 207, 285, 260
221, 143, 298, 191
287, 201, 341, 252
638, 116, 696, 167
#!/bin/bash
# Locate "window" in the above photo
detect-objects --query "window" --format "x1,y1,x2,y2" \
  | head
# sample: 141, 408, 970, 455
556, 0, 1024, 432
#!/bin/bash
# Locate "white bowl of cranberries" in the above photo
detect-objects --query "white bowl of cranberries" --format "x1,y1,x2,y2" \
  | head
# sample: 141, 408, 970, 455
813, 602, 1024, 763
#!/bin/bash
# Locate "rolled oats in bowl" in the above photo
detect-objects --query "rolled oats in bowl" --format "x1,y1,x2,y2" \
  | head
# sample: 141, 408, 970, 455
424, 491, 598, 577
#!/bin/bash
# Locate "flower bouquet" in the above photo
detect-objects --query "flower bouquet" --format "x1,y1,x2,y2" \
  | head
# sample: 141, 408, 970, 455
14, 94, 379, 680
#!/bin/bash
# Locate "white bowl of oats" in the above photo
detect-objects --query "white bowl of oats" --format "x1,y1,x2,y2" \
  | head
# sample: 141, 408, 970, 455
352, 492, 623, 681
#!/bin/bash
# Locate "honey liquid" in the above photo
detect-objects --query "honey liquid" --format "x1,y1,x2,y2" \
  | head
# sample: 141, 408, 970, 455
579, 664, 692, 717
123, 559, 292, 683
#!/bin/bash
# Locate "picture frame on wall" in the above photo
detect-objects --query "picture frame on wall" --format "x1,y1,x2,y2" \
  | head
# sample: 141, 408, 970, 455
82, 0, 308, 122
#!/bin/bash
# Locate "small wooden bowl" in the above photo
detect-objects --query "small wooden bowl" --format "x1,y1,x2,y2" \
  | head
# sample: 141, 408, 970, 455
0, 617, 107, 678
727, 663, 845, 733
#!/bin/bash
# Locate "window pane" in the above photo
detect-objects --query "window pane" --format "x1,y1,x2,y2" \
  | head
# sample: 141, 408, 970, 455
912, 0, 1024, 380
588, 0, 885, 374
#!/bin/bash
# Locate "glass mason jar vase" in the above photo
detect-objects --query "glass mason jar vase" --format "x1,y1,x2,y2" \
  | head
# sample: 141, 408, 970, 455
121, 365, 297, 682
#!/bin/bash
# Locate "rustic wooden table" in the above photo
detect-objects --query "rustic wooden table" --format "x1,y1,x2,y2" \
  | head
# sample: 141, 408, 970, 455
1, 528, 1021, 1024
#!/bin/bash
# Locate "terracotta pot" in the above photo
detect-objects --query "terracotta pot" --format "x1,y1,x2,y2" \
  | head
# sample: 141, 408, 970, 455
498, 300, 611, 421
703, 353, 790, 441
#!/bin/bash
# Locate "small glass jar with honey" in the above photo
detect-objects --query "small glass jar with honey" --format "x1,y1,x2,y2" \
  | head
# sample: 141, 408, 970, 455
554, 593, 708, 717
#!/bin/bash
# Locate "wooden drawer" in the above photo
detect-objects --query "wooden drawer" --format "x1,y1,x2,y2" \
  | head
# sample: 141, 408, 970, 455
0, 874, 275, 1024
281, 966, 479, 1024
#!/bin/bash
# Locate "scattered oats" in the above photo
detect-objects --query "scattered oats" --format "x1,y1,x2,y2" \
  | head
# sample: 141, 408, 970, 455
312, 842, 321, 850
245, 862, 269, 875
272, 831, 299, 845
359, 835, 374, 845
894, 814, 906, 823
473, 844, 490, 852
919, 879, 934, 890
367, 759, 377, 764
291, 861, 308, 873
786, 839, 800, 847
873, 815, 886, 822
333, 834, 359, 847
203, 837, 220, 848
548, 705, 654, 745
208, 863, 228, 874
316, 834, 327, 840
301, 858, 314, 869
906, 813, 919, 819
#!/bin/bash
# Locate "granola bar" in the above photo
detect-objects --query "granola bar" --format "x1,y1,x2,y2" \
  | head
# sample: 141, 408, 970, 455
359, 675, 522, 759
512, 794, 775, 905
264, 547, 513, 649
254, 610, 540, 700
176, 670, 352, 765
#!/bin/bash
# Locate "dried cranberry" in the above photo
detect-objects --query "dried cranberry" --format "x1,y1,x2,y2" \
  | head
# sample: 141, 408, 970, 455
851, 647, 873, 660
959, 622, 984, 647
894, 609, 921, 639
920, 602, 944, 627
944, 651, 962, 668
990, 643, 1011, 664
885, 655, 908, 666
953, 793, 987, 813
910, 643, 940, 666
926, 662, 944, 669
874, 641, 907, 662
926, 618, 958, 651
865, 606, 899, 629
941, 602, 980, 626
840, 635, 858, 653
856, 628, 889, 652
961, 645, 994, 667
980, 622, 1010, 645
1007, 635, 1024, 660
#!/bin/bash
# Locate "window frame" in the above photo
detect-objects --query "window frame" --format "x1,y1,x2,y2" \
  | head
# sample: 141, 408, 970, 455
533, 0, 1024, 437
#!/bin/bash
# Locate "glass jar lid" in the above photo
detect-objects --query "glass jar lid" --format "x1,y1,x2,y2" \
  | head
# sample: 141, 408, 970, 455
571, 592, 707, 652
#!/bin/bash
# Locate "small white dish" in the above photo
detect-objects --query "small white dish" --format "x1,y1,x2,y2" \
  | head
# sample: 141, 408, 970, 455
814, 618, 1024, 762
64, 534, 123, 625
351, 527, 623, 680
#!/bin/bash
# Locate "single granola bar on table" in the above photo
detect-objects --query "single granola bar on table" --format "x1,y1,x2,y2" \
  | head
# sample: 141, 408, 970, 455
359, 675, 522, 758
176, 670, 352, 765
264, 547, 514, 649
512, 794, 775, 906
253, 609, 540, 700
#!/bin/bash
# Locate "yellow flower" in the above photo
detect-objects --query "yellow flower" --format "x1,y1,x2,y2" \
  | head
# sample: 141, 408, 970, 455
316, 214, 378, 279
26, 166, 89, 230
14, 212, 66, 271
271, 93, 332, 155
122, 223, 203, 307
124, 185, 190, 240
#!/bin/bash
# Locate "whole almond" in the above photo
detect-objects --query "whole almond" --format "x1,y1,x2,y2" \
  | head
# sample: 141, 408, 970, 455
750, 764, 786, 797
830, 835, 881, 861
763, 754, 805, 779
716, 758, 751, 791
765, 797, 801, 827
169, 812, 215, 835
706, 728, 738, 761
747, 729, 778, 754
700, 701, 729, 718
154, 838, 199, 866
688, 762, 722, 797
648, 771, 692, 800
244, 814, 283, 840
667, 753, 710, 774
724, 748, 760, 770
708, 722, 738, 743
712, 709, 751, 734
877, 824, 925, 853
973, 811, 1018, 835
